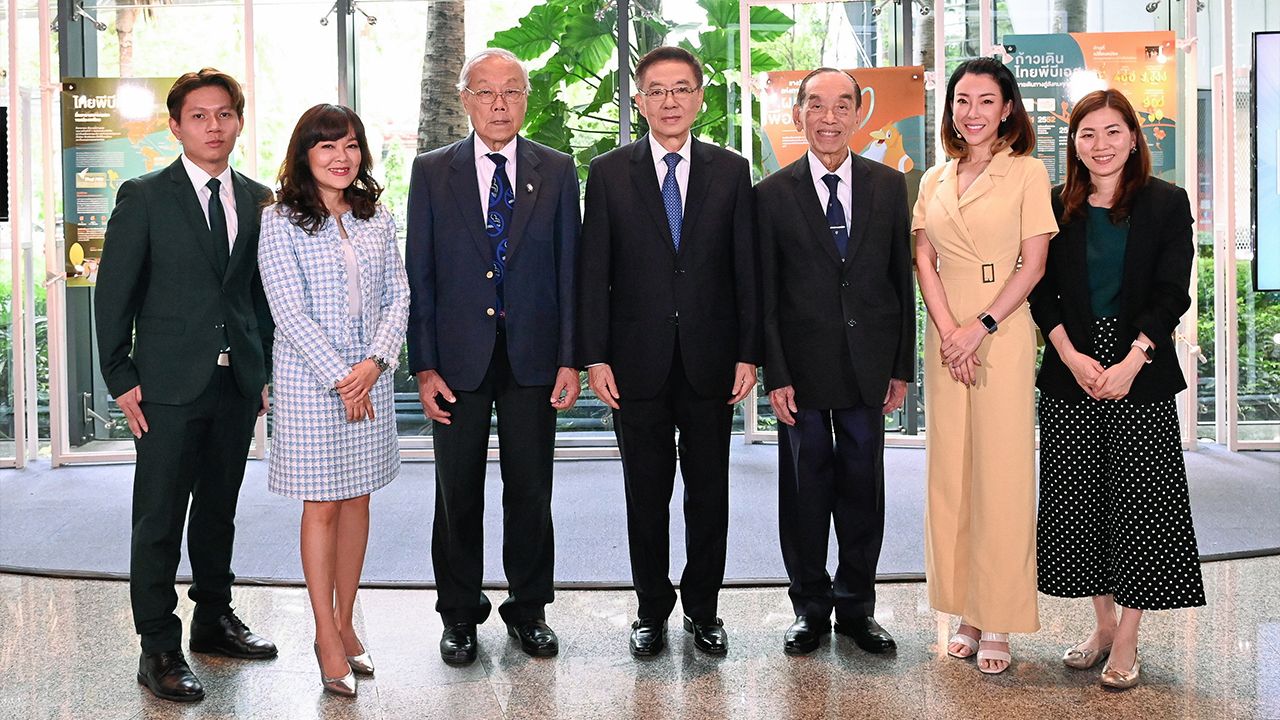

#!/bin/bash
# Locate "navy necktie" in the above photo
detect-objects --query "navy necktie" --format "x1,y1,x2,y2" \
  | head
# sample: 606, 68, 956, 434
661, 152, 682, 251
822, 173, 849, 260
485, 153, 514, 319
205, 177, 230, 274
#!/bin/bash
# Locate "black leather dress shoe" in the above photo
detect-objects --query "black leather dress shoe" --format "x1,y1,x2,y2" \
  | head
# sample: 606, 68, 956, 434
440, 623, 478, 665
507, 619, 559, 657
189, 612, 278, 659
683, 616, 729, 655
834, 615, 897, 653
137, 650, 204, 702
783, 616, 831, 656
629, 618, 667, 657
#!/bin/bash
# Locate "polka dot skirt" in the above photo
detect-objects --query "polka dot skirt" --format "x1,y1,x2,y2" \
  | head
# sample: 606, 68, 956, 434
1036, 317, 1206, 611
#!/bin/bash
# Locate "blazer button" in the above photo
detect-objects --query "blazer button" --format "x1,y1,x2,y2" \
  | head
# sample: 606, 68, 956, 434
840, 281, 850, 288
847, 319, 857, 327
214, 323, 224, 329
486, 308, 496, 317
486, 271, 495, 279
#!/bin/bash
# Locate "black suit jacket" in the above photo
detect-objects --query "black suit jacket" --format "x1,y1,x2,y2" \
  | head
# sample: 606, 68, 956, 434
758, 152, 914, 409
1029, 178, 1194, 403
405, 134, 580, 390
577, 136, 762, 399
95, 157, 273, 405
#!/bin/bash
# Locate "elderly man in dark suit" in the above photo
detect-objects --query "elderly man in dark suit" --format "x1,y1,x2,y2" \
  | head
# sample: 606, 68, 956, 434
96, 68, 277, 703
406, 48, 581, 665
756, 68, 914, 656
577, 46, 761, 658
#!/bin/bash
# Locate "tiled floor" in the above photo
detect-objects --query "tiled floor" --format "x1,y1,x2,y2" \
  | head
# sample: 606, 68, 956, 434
2, 557, 1277, 719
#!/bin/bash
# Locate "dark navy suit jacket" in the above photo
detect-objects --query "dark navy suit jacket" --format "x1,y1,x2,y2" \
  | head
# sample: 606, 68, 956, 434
405, 134, 580, 390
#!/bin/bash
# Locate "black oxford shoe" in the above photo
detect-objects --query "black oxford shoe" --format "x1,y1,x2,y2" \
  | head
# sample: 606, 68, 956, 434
629, 618, 667, 657
683, 616, 729, 656
508, 619, 559, 657
137, 650, 204, 702
440, 623, 478, 665
189, 612, 278, 659
783, 616, 831, 655
834, 615, 897, 653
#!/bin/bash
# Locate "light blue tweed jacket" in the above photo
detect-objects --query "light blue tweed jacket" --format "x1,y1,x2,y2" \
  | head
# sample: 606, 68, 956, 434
258, 203, 409, 390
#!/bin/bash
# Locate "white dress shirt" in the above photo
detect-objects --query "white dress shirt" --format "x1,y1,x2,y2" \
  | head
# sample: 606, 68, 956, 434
180, 153, 238, 252
806, 149, 853, 231
475, 136, 520, 221
649, 132, 692, 205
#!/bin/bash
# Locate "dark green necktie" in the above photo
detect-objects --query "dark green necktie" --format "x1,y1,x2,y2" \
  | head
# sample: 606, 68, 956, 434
205, 177, 230, 274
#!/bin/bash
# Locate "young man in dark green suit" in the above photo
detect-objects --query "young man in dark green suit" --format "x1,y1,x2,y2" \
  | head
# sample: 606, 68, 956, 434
95, 68, 277, 703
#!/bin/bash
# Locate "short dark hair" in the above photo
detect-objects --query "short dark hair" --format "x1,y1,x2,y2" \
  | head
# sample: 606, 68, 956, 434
273, 103, 382, 234
634, 46, 703, 89
795, 67, 861, 110
166, 68, 245, 121
939, 57, 1033, 159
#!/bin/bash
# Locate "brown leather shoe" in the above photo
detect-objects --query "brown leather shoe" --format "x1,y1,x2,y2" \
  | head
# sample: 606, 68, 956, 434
137, 650, 204, 702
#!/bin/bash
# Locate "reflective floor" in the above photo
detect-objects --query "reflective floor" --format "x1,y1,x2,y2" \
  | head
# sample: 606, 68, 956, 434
2, 556, 1277, 719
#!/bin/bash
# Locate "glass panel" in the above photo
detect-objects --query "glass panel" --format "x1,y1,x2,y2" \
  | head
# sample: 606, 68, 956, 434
91, 1, 245, 78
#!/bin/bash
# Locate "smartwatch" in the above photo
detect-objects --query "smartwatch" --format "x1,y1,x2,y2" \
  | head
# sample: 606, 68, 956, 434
1130, 340, 1154, 364
977, 312, 998, 334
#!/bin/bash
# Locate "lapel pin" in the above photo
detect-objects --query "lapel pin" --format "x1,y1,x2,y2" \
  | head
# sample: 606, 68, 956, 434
526, 183, 534, 193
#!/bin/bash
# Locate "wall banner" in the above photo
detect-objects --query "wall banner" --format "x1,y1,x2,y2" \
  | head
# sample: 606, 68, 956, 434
1006, 32, 1178, 186
61, 77, 178, 287
756, 66, 927, 179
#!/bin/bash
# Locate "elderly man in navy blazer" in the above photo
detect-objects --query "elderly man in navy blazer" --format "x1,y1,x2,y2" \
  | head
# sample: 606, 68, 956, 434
406, 48, 581, 665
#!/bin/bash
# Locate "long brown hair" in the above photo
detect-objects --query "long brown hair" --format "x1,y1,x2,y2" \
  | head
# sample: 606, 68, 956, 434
274, 104, 382, 234
939, 57, 1034, 159
1059, 90, 1151, 225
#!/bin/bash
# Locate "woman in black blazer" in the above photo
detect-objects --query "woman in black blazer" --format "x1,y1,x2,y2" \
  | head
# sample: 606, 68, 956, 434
1029, 89, 1205, 691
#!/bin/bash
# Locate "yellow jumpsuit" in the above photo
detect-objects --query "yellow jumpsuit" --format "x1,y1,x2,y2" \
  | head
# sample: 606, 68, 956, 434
911, 149, 1058, 633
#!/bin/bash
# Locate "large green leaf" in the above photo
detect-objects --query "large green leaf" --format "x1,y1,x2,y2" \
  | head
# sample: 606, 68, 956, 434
562, 8, 618, 76
488, 4, 569, 61
748, 6, 795, 41
580, 71, 617, 116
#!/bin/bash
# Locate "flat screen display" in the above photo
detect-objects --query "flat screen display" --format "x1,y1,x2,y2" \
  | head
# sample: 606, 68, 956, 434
1255, 31, 1280, 291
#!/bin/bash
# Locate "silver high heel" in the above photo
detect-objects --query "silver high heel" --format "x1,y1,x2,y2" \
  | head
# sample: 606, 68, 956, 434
314, 643, 357, 697
346, 649, 375, 676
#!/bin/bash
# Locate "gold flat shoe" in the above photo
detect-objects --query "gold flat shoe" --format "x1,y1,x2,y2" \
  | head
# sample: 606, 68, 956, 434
1100, 651, 1140, 690
347, 650, 375, 676
314, 643, 357, 697
1063, 639, 1111, 670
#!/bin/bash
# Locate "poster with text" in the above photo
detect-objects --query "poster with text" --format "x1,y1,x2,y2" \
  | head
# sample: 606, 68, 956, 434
1254, 32, 1279, 292
1006, 32, 1177, 186
61, 77, 178, 287
757, 66, 927, 182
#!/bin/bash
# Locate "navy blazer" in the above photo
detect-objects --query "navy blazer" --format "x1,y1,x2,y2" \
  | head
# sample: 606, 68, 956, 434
405, 134, 580, 390
1029, 178, 1194, 403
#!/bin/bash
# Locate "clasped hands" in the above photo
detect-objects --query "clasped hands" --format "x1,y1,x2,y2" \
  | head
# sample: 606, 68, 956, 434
1061, 346, 1143, 401
337, 359, 381, 422
938, 319, 987, 386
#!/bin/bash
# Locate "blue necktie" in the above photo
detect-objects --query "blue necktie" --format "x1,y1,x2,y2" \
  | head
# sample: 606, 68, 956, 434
822, 173, 849, 260
485, 153, 514, 319
661, 152, 682, 251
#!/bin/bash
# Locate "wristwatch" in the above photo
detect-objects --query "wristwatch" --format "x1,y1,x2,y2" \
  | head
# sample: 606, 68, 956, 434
1129, 340, 1154, 364
977, 312, 998, 334
369, 355, 390, 372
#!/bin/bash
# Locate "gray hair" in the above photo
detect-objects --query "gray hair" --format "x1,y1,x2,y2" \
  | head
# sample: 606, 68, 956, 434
456, 49, 531, 92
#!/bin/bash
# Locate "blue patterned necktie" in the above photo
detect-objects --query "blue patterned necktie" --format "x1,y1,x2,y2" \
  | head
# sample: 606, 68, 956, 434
822, 173, 849, 260
485, 152, 514, 319
661, 152, 683, 251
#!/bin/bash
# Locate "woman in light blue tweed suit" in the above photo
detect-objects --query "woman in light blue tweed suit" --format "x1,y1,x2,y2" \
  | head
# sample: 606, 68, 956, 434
258, 104, 408, 697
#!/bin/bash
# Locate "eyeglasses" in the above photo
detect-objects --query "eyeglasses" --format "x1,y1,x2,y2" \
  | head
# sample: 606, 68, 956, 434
804, 100, 854, 117
638, 86, 701, 102
463, 88, 529, 105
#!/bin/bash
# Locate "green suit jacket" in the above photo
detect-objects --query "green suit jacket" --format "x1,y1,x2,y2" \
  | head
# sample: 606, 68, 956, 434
95, 157, 274, 405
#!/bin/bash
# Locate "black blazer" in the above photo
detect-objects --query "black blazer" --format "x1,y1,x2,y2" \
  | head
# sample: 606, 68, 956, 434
757, 152, 914, 409
576, 136, 762, 399
1029, 178, 1194, 403
405, 134, 580, 391
96, 157, 273, 405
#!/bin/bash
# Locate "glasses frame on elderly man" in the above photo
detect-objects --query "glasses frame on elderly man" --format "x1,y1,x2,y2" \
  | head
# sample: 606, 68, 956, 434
463, 87, 529, 105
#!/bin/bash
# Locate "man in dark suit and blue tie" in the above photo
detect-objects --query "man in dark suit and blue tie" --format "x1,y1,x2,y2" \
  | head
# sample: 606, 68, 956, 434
95, 68, 278, 703
756, 68, 914, 655
577, 46, 761, 657
406, 48, 581, 665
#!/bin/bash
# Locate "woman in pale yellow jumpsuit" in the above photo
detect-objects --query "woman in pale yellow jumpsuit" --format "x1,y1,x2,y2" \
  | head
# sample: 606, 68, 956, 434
912, 58, 1058, 675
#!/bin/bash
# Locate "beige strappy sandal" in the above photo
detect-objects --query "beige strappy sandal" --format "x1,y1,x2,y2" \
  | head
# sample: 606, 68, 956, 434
977, 631, 1011, 674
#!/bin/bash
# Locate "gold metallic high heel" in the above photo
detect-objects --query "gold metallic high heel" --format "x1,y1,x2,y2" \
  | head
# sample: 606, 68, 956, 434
1100, 651, 1141, 690
314, 643, 357, 697
1062, 639, 1111, 669
346, 649, 374, 676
